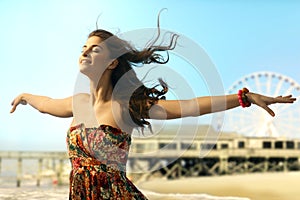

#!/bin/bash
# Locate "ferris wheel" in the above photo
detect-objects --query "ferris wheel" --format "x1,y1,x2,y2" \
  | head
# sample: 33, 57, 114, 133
217, 71, 300, 139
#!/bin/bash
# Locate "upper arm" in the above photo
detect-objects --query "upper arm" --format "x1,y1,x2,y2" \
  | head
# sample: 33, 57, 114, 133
148, 99, 199, 119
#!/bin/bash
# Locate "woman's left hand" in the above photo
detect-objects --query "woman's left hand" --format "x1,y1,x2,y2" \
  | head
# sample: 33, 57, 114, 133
245, 93, 296, 117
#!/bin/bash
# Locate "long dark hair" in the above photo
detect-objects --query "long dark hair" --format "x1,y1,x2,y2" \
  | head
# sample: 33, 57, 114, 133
89, 14, 179, 129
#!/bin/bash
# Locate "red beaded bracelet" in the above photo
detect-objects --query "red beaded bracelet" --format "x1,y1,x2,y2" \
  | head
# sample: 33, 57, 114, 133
238, 88, 251, 108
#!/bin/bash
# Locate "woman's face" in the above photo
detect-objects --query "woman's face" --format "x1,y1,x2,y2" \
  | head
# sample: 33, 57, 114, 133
79, 36, 112, 79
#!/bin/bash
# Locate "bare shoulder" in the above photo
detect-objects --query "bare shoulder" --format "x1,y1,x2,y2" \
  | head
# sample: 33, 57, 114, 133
73, 93, 90, 103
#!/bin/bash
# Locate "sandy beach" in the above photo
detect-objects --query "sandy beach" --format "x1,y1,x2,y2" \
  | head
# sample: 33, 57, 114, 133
138, 172, 300, 200
1, 172, 299, 200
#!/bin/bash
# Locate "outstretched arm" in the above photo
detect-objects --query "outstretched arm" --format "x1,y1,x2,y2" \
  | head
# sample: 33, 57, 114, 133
149, 91, 296, 120
10, 93, 73, 118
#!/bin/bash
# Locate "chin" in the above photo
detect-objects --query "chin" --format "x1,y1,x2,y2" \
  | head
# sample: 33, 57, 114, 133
79, 67, 96, 80
79, 64, 89, 74
79, 69, 90, 78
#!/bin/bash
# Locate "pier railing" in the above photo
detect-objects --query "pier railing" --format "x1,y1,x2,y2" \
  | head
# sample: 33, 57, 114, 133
0, 151, 69, 187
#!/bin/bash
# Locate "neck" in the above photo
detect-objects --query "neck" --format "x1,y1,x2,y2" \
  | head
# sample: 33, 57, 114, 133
90, 69, 113, 104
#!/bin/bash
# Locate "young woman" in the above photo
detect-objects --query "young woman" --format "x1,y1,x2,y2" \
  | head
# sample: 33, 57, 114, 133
10, 27, 296, 199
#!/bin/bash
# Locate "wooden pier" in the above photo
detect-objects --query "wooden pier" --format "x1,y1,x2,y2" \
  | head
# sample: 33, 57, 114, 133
0, 151, 69, 187
127, 124, 300, 183
1, 125, 300, 186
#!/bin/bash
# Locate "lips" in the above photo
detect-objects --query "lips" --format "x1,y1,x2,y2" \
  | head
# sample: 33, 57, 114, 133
80, 59, 91, 64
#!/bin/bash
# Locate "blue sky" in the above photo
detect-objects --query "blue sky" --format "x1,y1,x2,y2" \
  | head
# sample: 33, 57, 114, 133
1, 0, 300, 151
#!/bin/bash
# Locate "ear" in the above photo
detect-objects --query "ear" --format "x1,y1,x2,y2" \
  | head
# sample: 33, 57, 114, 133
107, 59, 119, 70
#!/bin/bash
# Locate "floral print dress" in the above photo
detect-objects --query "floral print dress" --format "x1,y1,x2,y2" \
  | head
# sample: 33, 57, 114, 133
67, 123, 148, 200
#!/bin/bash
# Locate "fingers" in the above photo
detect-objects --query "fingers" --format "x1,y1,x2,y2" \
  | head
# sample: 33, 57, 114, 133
263, 105, 275, 117
263, 94, 296, 116
10, 95, 27, 113
10, 107, 16, 113
281, 94, 294, 100
10, 102, 17, 113
10, 98, 19, 113
276, 95, 296, 103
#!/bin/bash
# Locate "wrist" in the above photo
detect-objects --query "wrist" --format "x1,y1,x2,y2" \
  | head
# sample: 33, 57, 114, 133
237, 88, 251, 108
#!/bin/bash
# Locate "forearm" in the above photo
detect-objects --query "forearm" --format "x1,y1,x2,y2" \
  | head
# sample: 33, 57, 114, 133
193, 94, 240, 116
17, 93, 52, 113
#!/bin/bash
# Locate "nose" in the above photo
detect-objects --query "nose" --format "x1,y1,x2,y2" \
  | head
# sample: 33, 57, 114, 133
82, 47, 92, 57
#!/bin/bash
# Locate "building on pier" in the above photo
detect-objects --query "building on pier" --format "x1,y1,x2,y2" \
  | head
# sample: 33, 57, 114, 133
127, 124, 300, 183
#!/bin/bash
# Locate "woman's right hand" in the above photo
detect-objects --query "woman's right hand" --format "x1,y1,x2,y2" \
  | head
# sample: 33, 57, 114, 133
10, 93, 28, 113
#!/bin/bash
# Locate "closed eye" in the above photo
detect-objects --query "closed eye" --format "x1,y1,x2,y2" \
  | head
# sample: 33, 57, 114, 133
92, 45, 103, 53
81, 45, 103, 53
